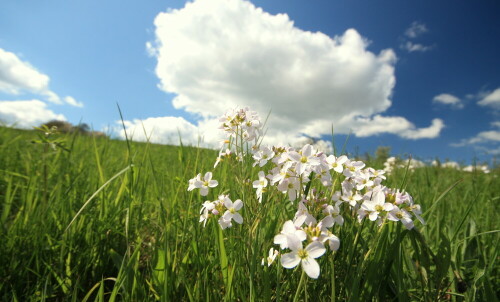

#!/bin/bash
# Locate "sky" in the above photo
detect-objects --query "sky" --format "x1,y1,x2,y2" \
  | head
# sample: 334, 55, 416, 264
1, 0, 499, 165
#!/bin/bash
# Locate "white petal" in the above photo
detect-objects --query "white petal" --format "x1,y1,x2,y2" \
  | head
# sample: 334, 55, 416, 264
369, 211, 379, 221
204, 172, 212, 181
200, 187, 208, 196
306, 241, 326, 258
282, 220, 296, 234
296, 230, 307, 242
222, 211, 232, 221
383, 203, 394, 211
301, 258, 320, 279
281, 252, 301, 269
233, 199, 243, 210
232, 213, 243, 224
294, 215, 307, 227
328, 236, 340, 251
209, 180, 218, 188
224, 198, 233, 209
274, 234, 287, 248
320, 216, 334, 229
286, 234, 302, 251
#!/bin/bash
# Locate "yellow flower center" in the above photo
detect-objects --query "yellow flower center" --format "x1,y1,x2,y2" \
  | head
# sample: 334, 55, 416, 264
297, 249, 309, 260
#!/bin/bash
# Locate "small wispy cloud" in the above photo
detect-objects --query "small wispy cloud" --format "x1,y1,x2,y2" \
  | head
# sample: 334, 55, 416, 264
433, 93, 464, 109
400, 22, 433, 53
451, 121, 500, 157
402, 41, 434, 53
477, 88, 500, 109
405, 21, 428, 38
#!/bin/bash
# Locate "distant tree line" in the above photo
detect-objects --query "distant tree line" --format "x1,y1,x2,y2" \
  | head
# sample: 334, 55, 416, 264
41, 120, 106, 137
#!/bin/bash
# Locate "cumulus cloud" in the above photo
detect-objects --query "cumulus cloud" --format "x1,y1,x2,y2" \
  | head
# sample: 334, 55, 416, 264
0, 100, 66, 129
433, 93, 463, 109
405, 22, 428, 38
146, 0, 442, 146
477, 88, 500, 109
115, 116, 222, 147
0, 48, 82, 107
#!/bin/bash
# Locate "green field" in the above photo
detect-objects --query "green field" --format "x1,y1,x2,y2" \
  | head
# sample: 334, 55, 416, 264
0, 124, 498, 301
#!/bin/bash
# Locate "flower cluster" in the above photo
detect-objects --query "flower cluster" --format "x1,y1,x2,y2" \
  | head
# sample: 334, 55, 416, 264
188, 106, 425, 279
250, 142, 425, 277
218, 107, 262, 143
199, 194, 244, 229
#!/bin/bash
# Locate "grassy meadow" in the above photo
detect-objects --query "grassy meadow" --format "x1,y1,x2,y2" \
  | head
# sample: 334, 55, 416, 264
0, 124, 498, 301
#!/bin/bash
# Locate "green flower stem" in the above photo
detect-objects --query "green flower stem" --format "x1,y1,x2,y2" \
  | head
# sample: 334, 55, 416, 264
293, 270, 307, 302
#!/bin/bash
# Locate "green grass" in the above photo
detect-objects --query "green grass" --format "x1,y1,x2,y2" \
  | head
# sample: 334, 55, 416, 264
0, 126, 498, 301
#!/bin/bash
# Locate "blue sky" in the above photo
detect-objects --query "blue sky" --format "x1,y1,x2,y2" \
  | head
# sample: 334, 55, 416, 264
1, 0, 499, 165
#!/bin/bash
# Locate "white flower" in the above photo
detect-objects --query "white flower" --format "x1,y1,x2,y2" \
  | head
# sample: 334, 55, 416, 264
387, 208, 414, 230
262, 247, 279, 267
199, 200, 215, 227
321, 231, 340, 251
354, 171, 374, 191
288, 144, 320, 176
270, 161, 293, 185
214, 148, 231, 168
277, 177, 300, 201
294, 201, 317, 227
341, 189, 363, 207
222, 198, 244, 225
281, 241, 326, 279
323, 204, 344, 226
218, 216, 233, 229
253, 146, 275, 167
343, 160, 365, 178
194, 172, 218, 196
326, 155, 348, 173
252, 171, 268, 203
359, 188, 394, 221
187, 173, 202, 191
274, 220, 307, 249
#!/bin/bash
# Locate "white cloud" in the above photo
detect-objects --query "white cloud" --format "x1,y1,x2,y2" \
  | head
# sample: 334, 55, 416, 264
0, 48, 82, 107
477, 146, 500, 156
64, 96, 84, 108
0, 48, 50, 95
353, 115, 444, 139
147, 0, 442, 145
478, 88, 500, 109
401, 41, 433, 53
433, 93, 463, 109
115, 116, 222, 147
468, 130, 500, 143
0, 100, 66, 129
452, 129, 500, 149
491, 121, 500, 128
405, 22, 428, 38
